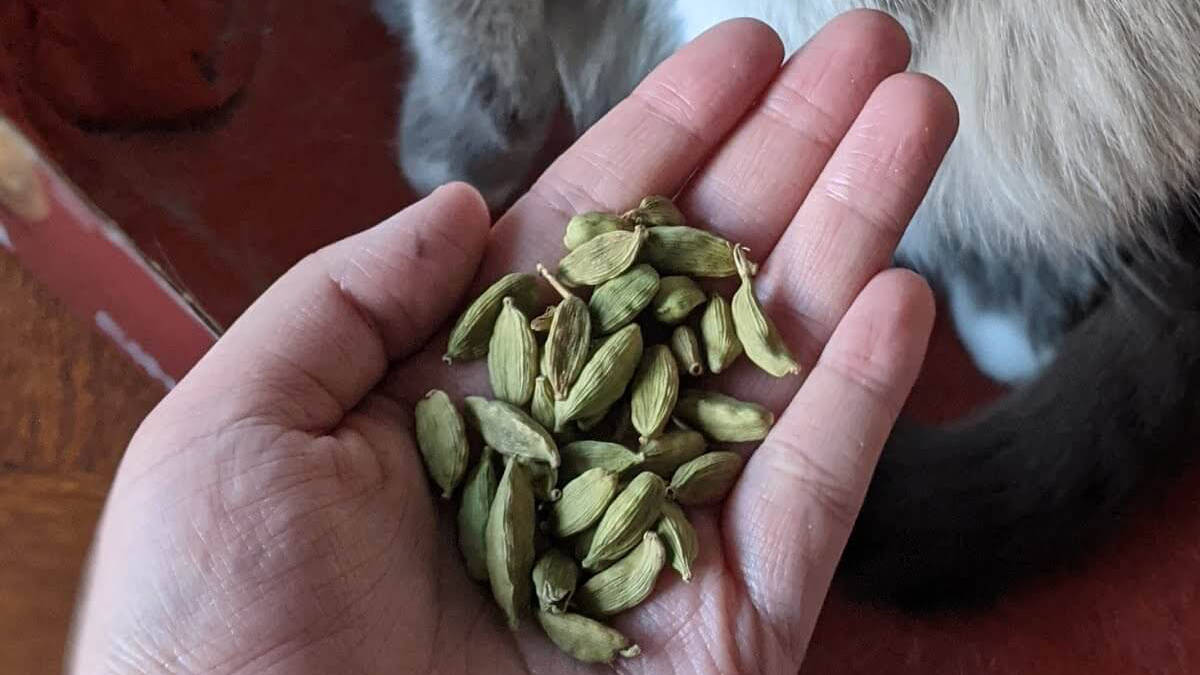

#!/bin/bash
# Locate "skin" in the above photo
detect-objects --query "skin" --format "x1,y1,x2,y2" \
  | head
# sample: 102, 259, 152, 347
68, 12, 957, 675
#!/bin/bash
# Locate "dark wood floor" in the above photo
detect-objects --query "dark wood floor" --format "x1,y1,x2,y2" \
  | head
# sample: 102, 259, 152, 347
0, 250, 163, 674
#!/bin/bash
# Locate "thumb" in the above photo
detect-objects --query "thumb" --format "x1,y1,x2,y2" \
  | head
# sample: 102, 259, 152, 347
161, 182, 491, 433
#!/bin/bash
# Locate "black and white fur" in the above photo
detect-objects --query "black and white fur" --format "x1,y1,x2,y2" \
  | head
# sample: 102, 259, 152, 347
377, 0, 1200, 604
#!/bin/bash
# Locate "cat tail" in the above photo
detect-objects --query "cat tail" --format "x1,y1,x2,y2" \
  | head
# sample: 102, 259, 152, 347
842, 247, 1200, 607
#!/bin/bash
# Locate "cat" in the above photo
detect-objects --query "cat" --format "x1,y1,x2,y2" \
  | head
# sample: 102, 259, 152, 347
376, 0, 1200, 605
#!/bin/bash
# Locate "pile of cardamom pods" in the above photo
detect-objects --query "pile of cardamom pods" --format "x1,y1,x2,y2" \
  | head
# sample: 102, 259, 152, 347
414, 196, 799, 664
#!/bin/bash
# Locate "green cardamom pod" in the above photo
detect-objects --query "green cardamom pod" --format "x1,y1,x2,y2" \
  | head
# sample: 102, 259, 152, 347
560, 440, 644, 481
464, 396, 560, 467
530, 376, 557, 433
564, 211, 632, 250
488, 298, 539, 406
638, 430, 707, 477
623, 195, 685, 228
650, 276, 707, 324
588, 263, 660, 335
630, 345, 679, 443
538, 265, 593, 399
530, 304, 556, 332
532, 548, 579, 614
457, 447, 499, 581
414, 389, 470, 499
548, 468, 620, 537
700, 292, 743, 374
668, 451, 745, 506
582, 471, 666, 571
486, 457, 537, 630
673, 389, 774, 443
575, 531, 667, 615
639, 226, 755, 278
554, 323, 643, 430
445, 272, 539, 363
669, 325, 705, 376
731, 245, 800, 377
557, 225, 648, 287
536, 610, 641, 663
656, 501, 699, 582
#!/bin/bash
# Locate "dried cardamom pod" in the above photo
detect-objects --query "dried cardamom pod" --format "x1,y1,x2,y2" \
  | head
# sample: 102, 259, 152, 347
488, 298, 539, 406
588, 264, 660, 335
656, 501, 698, 582
530, 376, 556, 432
630, 345, 679, 443
530, 305, 556, 332
536, 610, 641, 663
445, 272, 539, 363
414, 389, 470, 499
554, 323, 643, 430
560, 440, 644, 481
564, 211, 632, 250
638, 430, 707, 477
640, 226, 755, 278
575, 531, 667, 615
486, 457, 537, 630
650, 276, 706, 324
623, 195, 685, 228
557, 225, 647, 287
522, 457, 561, 502
700, 293, 743, 374
532, 548, 579, 614
457, 447, 499, 581
731, 245, 800, 377
582, 471, 666, 571
548, 468, 620, 537
464, 396, 560, 467
673, 390, 774, 443
669, 325, 705, 376
668, 451, 744, 506
537, 264, 593, 400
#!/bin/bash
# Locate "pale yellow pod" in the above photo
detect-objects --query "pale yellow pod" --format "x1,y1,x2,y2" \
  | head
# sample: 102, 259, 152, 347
444, 272, 539, 363
414, 389, 470, 499
630, 345, 680, 443
536, 610, 641, 663
488, 298, 539, 406
575, 531, 667, 616
554, 324, 643, 430
673, 389, 773, 443
656, 501, 699, 582
557, 226, 648, 287
730, 245, 801, 377
700, 293, 742, 374
548, 468, 621, 537
486, 457, 537, 630
669, 325, 705, 376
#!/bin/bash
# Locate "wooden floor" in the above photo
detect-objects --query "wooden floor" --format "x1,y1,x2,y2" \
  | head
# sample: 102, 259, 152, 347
0, 250, 163, 674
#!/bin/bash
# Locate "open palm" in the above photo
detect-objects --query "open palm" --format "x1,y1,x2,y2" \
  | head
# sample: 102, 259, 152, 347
69, 13, 957, 675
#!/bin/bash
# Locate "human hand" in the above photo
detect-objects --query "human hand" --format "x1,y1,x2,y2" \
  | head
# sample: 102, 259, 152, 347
68, 12, 956, 675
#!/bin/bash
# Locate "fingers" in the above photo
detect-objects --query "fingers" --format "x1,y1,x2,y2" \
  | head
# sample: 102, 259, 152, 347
720, 71, 957, 413
726, 269, 935, 658
160, 183, 491, 432
757, 72, 958, 371
677, 10, 912, 254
